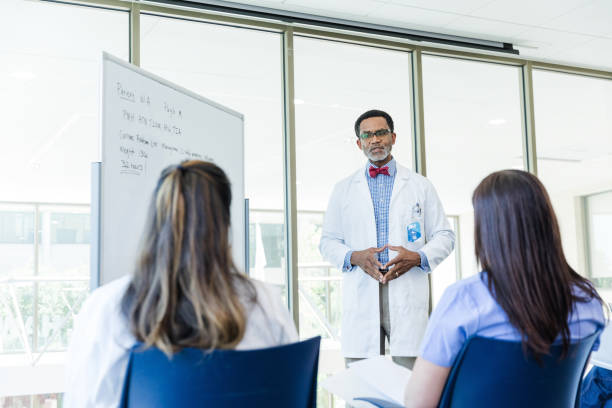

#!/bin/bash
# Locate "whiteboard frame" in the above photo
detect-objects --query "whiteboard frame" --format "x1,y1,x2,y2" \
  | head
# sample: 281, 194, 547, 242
90, 162, 101, 291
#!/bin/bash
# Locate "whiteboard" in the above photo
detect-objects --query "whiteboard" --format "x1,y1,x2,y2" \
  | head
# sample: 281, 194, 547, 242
96, 52, 245, 285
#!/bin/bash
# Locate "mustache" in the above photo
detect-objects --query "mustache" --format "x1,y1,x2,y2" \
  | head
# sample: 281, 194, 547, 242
368, 145, 387, 152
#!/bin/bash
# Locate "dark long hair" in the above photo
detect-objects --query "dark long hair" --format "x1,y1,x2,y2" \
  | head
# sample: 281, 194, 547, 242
122, 160, 255, 355
473, 170, 602, 357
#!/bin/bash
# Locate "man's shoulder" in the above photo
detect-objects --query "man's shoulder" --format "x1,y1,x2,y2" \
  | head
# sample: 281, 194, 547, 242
332, 167, 365, 188
394, 163, 438, 193
395, 163, 427, 182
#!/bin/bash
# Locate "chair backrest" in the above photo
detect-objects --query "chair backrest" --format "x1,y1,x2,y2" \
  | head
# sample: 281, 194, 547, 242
119, 336, 321, 408
437, 330, 601, 408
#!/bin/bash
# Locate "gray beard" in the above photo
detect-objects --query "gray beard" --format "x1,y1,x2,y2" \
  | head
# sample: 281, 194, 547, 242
365, 146, 391, 162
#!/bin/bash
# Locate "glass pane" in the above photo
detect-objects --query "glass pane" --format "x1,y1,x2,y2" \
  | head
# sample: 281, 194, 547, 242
0, 0, 129, 204
0, 204, 35, 279
586, 191, 612, 291
294, 35, 413, 391
140, 14, 286, 298
0, 394, 63, 408
430, 217, 459, 308
0, 283, 34, 353
297, 212, 342, 341
294, 36, 413, 212
38, 206, 90, 277
249, 210, 286, 301
422, 55, 524, 286
0, 0, 128, 395
533, 70, 612, 300
36, 280, 88, 352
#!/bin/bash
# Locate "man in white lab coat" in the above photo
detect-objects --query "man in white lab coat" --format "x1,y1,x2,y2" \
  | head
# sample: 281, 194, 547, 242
319, 109, 455, 370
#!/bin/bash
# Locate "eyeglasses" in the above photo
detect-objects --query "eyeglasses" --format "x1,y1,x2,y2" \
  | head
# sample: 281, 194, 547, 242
359, 128, 391, 140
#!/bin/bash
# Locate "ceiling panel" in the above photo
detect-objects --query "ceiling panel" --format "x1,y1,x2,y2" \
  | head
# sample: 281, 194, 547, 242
469, 0, 592, 26
513, 27, 594, 56
560, 38, 612, 68
224, 0, 285, 5
367, 3, 458, 28
444, 16, 527, 40
376, 0, 494, 15
543, 0, 612, 36
284, 0, 382, 16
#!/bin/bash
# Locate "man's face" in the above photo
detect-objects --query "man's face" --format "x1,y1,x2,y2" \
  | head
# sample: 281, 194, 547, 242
357, 116, 396, 162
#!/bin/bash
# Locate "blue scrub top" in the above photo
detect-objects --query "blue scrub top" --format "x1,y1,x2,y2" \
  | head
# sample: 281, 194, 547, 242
420, 272, 606, 367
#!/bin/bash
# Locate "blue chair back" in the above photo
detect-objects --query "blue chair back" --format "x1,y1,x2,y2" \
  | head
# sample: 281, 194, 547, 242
438, 330, 602, 408
119, 336, 320, 408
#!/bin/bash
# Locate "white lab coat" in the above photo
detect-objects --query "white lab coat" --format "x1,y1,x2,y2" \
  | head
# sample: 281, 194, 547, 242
319, 162, 455, 357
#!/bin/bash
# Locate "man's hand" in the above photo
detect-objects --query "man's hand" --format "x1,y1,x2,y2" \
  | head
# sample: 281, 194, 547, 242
350, 247, 385, 282
382, 245, 421, 284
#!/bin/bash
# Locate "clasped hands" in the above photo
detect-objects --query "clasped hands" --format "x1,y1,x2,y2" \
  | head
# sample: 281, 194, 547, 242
350, 244, 421, 284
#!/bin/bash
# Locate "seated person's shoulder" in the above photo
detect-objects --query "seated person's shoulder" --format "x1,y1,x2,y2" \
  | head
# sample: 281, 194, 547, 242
571, 283, 607, 325
70, 275, 135, 355
238, 278, 298, 347
431, 273, 493, 328
80, 275, 132, 318
247, 279, 286, 315
442, 273, 488, 303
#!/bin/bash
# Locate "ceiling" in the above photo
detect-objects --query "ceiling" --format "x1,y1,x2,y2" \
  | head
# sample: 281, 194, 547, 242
189, 0, 612, 71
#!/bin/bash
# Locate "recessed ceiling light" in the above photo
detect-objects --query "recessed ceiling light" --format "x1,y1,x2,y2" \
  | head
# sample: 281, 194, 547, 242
11, 71, 36, 80
488, 118, 506, 126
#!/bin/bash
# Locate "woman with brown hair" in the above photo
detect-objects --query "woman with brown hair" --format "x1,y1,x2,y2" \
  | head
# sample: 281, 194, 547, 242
64, 160, 297, 407
403, 169, 606, 407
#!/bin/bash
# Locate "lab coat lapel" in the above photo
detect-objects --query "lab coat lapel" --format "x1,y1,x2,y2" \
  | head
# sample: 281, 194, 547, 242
352, 168, 371, 202
390, 164, 411, 206
351, 167, 377, 248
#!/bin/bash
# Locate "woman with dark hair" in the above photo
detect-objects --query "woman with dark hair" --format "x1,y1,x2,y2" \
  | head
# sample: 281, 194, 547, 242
64, 160, 297, 407
403, 169, 606, 407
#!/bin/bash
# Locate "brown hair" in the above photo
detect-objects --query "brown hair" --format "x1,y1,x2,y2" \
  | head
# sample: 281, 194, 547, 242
122, 160, 255, 355
473, 170, 602, 357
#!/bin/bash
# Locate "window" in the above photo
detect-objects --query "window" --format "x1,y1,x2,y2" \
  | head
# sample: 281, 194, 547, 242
0, 0, 128, 399
49, 213, 90, 245
0, 210, 34, 244
422, 55, 525, 295
430, 217, 460, 307
139, 14, 287, 298
533, 70, 612, 301
293, 36, 413, 406
586, 191, 612, 298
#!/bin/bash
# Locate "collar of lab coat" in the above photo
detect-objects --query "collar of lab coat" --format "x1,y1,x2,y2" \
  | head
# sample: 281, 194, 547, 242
348, 162, 413, 208
352, 161, 412, 186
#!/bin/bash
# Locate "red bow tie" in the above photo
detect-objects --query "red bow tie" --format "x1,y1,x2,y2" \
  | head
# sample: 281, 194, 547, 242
369, 165, 390, 178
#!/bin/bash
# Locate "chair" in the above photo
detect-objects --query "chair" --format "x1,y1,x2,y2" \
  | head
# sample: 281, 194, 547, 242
119, 336, 321, 408
437, 330, 602, 408
355, 330, 600, 408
